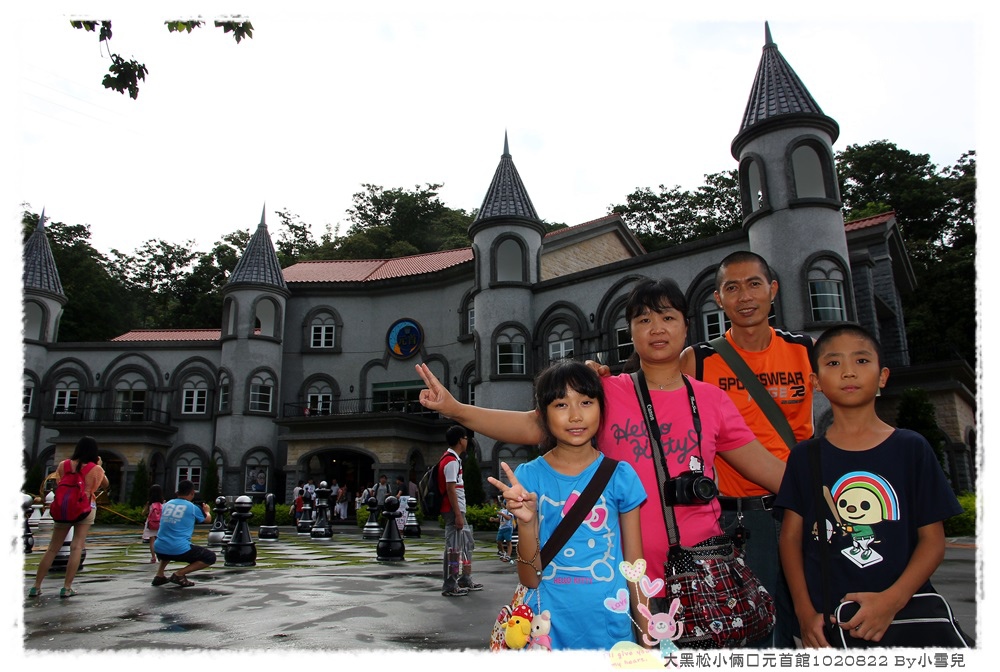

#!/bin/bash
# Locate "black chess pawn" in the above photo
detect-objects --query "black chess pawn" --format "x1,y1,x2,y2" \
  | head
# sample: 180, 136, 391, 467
310, 483, 333, 539
223, 495, 257, 567
403, 495, 421, 538
297, 496, 314, 534
361, 496, 381, 540
207, 496, 228, 547
376, 496, 405, 561
259, 493, 279, 540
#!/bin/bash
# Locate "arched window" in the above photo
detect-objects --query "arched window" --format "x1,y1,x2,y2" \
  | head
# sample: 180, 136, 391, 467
181, 376, 209, 415
23, 301, 45, 341
738, 153, 770, 221
222, 298, 237, 337
546, 325, 575, 363
23, 375, 36, 414
53, 377, 81, 415
496, 238, 524, 282
614, 314, 633, 365
700, 293, 731, 341
175, 450, 202, 492
792, 145, 826, 198
306, 380, 334, 415
244, 450, 271, 495
253, 298, 280, 338
311, 315, 336, 348
218, 372, 231, 413
248, 370, 276, 413
496, 444, 532, 477
495, 328, 527, 375
114, 372, 148, 421
808, 258, 848, 322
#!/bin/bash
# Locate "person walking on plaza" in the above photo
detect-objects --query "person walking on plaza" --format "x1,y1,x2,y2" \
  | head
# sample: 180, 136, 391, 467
372, 474, 392, 513
141, 484, 164, 563
440, 425, 483, 596
680, 250, 815, 648
152, 480, 216, 587
489, 497, 515, 563
28, 436, 108, 599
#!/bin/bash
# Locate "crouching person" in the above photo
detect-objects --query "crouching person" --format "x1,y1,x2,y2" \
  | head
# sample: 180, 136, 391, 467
152, 480, 216, 587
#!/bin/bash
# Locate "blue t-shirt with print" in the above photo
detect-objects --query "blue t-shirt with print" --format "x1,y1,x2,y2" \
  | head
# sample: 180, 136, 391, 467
153, 498, 206, 556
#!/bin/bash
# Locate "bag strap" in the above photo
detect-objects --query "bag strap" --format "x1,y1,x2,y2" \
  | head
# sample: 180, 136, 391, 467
539, 456, 618, 569
629, 371, 700, 550
709, 335, 797, 449
807, 438, 836, 625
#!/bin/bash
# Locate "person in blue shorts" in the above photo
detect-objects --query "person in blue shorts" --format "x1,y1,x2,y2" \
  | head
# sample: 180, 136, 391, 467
490, 497, 515, 563
152, 480, 216, 587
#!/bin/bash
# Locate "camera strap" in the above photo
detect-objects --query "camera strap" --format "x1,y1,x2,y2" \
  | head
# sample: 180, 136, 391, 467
629, 371, 702, 548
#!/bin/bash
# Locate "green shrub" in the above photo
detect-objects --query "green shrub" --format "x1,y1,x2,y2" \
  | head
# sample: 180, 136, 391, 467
96, 502, 145, 527
944, 492, 976, 537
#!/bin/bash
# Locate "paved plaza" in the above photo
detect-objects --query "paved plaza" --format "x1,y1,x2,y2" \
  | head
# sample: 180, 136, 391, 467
14, 521, 980, 664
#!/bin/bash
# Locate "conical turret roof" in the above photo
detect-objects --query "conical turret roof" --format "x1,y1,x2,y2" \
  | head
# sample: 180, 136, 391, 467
732, 22, 839, 157
227, 205, 289, 291
22, 209, 65, 298
474, 133, 541, 224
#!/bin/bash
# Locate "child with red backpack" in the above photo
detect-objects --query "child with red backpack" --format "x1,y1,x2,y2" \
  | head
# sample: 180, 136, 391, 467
142, 484, 165, 562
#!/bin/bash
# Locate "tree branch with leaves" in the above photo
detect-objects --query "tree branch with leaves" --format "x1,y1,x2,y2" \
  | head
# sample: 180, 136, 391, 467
70, 17, 254, 99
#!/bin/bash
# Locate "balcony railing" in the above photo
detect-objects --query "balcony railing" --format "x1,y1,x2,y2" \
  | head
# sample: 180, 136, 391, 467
48, 406, 172, 424
283, 399, 438, 419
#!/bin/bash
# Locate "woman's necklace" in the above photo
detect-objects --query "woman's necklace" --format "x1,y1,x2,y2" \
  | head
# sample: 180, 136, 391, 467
646, 374, 682, 390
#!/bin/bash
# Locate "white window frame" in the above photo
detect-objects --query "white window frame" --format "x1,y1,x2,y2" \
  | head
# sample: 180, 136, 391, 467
311, 323, 336, 348
249, 383, 273, 413
497, 342, 526, 375
218, 381, 230, 412
809, 279, 847, 322
54, 388, 79, 414
702, 306, 731, 341
23, 386, 34, 414
615, 325, 634, 363
182, 388, 208, 414
307, 393, 333, 415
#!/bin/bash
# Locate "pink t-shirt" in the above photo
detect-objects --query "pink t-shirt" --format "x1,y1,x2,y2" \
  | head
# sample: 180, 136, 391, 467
598, 373, 756, 594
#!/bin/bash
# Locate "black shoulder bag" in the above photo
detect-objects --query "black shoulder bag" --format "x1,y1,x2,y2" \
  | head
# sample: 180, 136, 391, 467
630, 371, 775, 649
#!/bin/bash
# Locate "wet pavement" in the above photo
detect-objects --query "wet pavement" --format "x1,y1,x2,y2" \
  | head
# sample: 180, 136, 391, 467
14, 523, 980, 662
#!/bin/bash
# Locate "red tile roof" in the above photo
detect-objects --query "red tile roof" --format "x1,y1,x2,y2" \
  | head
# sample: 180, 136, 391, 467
111, 329, 222, 342
282, 248, 474, 284
844, 211, 895, 232
543, 214, 621, 239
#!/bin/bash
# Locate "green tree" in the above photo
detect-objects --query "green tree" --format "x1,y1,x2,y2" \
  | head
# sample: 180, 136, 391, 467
274, 209, 319, 266
462, 448, 487, 507
895, 388, 949, 475
172, 229, 251, 328
609, 170, 741, 251
111, 239, 197, 329
200, 456, 221, 503
71, 18, 253, 99
836, 143, 976, 366
130, 458, 151, 507
332, 183, 473, 259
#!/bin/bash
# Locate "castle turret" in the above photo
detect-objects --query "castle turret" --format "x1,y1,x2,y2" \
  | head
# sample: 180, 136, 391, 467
732, 23, 852, 332
216, 205, 289, 494
468, 134, 546, 413
22, 209, 66, 345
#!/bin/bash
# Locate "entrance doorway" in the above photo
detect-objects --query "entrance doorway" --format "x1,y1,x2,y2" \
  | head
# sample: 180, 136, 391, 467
303, 449, 374, 519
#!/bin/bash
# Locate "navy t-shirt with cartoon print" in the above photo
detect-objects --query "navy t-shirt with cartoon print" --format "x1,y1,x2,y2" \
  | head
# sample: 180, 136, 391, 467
775, 429, 962, 615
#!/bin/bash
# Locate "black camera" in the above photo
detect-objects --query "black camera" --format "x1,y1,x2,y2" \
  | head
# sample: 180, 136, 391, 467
664, 470, 718, 506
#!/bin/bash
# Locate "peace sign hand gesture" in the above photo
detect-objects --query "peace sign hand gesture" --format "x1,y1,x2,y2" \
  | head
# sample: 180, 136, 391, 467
415, 363, 461, 418
488, 462, 537, 524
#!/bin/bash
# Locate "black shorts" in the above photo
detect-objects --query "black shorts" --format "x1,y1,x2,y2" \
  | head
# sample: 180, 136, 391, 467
157, 545, 217, 566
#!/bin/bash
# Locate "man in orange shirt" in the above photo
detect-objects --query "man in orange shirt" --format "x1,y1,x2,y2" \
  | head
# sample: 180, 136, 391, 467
680, 250, 814, 648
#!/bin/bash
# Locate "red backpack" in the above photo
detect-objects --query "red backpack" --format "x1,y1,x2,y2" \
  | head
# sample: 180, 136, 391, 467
50, 459, 94, 523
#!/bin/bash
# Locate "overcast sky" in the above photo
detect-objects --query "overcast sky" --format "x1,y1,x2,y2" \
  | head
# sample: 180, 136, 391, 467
8, 1, 988, 256
3, 0, 995, 665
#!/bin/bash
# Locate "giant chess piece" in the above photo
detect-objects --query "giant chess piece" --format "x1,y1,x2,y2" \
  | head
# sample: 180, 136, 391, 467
361, 496, 381, 540
23, 494, 35, 554
51, 524, 85, 573
207, 496, 228, 547
39, 491, 54, 526
258, 492, 279, 540
403, 495, 421, 538
28, 497, 42, 530
376, 496, 405, 561
223, 498, 239, 545
224, 495, 257, 567
310, 482, 333, 539
296, 496, 314, 535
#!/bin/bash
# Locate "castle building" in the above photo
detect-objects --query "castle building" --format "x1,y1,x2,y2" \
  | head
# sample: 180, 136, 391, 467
21, 25, 976, 506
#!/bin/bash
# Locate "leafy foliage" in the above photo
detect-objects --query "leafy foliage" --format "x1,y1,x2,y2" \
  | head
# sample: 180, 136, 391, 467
894, 387, 949, 473
944, 492, 976, 536
129, 459, 151, 507
837, 142, 976, 366
609, 170, 741, 251
71, 17, 253, 99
